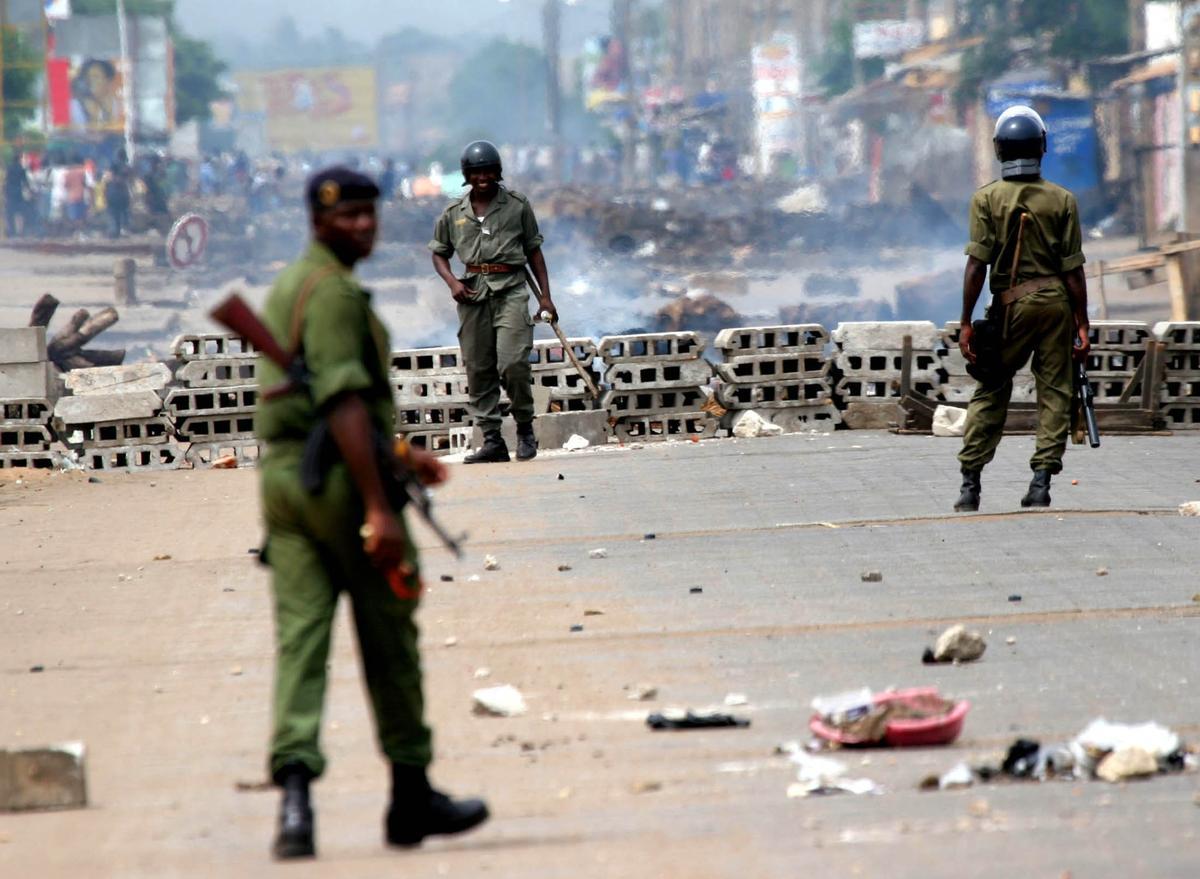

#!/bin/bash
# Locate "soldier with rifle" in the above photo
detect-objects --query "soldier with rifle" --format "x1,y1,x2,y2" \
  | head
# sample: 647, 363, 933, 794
245, 167, 488, 860
955, 106, 1093, 511
429, 140, 557, 463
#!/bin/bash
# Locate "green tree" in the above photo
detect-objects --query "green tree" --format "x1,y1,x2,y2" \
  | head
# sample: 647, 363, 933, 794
2, 27, 42, 141
445, 39, 547, 146
813, 18, 884, 99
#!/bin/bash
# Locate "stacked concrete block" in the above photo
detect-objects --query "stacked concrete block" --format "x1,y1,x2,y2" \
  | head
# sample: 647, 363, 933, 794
0, 396, 58, 469
55, 390, 184, 472
712, 324, 841, 433
390, 345, 469, 454
832, 322, 940, 428
1, 329, 61, 467
170, 333, 259, 467
1084, 321, 1151, 402
1156, 321, 1200, 429
936, 321, 1036, 404
528, 337, 600, 413
600, 332, 717, 441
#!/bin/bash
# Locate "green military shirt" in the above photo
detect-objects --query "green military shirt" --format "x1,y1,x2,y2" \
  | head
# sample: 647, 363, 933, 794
965, 177, 1086, 296
255, 242, 395, 445
428, 186, 544, 298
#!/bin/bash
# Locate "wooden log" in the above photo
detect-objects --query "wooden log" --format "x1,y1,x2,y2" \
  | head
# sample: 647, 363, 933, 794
75, 348, 126, 367
28, 294, 60, 328
48, 307, 118, 358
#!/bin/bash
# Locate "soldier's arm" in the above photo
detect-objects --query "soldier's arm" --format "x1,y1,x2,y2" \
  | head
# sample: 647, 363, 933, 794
521, 200, 554, 318
429, 210, 471, 303
1060, 195, 1090, 359
958, 256, 989, 363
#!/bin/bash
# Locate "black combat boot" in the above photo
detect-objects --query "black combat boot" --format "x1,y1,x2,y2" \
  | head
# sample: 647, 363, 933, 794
515, 421, 538, 461
1021, 469, 1053, 508
385, 763, 489, 848
954, 469, 982, 512
272, 763, 315, 860
464, 430, 509, 464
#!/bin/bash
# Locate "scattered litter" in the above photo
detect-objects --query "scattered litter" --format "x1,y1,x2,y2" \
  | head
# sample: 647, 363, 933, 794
570, 624, 584, 633
627, 684, 658, 701
689, 586, 703, 594
786, 748, 880, 798
29, 665, 43, 673
631, 780, 662, 794
229, 666, 243, 676
646, 710, 750, 731
861, 570, 883, 583
87, 477, 101, 484
444, 636, 458, 647
1008, 594, 1022, 602
1179, 501, 1200, 517
643, 533, 656, 540
932, 405, 967, 437
467, 575, 481, 583
473, 667, 491, 679
1005, 636, 1017, 645
1071, 479, 1079, 485
473, 684, 528, 717
810, 687, 968, 747
563, 434, 590, 451
483, 555, 500, 571
557, 474, 564, 480
1095, 566, 1109, 576
440, 574, 454, 582
557, 564, 573, 572
234, 779, 274, 793
211, 454, 238, 469
583, 608, 604, 616
731, 410, 784, 438
936, 762, 975, 790
153, 554, 172, 561
588, 548, 608, 559
724, 692, 749, 707
923, 624, 987, 664
1096, 747, 1157, 783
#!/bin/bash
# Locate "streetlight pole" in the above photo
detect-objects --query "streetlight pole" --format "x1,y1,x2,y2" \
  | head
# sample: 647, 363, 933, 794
542, 0, 562, 182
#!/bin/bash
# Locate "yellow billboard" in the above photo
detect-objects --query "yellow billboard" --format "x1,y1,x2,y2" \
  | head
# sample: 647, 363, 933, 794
236, 66, 379, 151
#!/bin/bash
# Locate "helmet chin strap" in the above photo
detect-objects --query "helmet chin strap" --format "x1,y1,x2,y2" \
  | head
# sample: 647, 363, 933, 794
1001, 158, 1041, 179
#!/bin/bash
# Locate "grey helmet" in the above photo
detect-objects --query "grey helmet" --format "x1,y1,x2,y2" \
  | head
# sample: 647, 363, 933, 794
460, 140, 503, 180
993, 106, 1047, 179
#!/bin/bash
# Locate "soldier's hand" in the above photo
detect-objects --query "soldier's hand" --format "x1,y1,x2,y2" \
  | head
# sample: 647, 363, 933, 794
538, 298, 558, 323
361, 506, 411, 572
408, 446, 449, 487
1073, 326, 1091, 362
959, 322, 976, 364
450, 280, 473, 303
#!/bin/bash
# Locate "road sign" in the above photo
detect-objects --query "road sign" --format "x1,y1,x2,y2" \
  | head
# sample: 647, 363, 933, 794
166, 213, 209, 269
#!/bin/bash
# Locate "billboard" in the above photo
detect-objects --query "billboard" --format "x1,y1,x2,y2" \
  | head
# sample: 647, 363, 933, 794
48, 57, 126, 132
235, 67, 379, 152
853, 20, 926, 59
752, 34, 803, 174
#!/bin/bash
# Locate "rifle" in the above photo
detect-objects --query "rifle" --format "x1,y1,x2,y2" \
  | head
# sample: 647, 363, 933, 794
210, 293, 466, 558
1074, 360, 1101, 448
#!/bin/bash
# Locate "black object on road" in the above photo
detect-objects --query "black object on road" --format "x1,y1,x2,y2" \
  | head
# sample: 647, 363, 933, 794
646, 711, 750, 731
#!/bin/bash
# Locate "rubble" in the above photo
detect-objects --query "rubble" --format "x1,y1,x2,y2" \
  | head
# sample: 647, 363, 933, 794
0, 743, 87, 812
472, 685, 528, 717
1180, 501, 1200, 517
483, 555, 500, 571
924, 625, 987, 664
1095, 747, 1158, 783
731, 410, 784, 438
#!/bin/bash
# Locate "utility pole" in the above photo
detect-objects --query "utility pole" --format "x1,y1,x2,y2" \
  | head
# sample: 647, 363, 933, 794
542, 0, 562, 182
612, 0, 635, 187
116, 0, 135, 161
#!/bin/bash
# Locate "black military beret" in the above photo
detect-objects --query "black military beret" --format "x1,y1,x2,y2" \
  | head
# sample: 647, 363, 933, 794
306, 166, 380, 212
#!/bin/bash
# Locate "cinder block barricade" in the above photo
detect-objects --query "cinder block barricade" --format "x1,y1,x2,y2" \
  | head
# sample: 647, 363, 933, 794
1156, 321, 1200, 429
1083, 321, 1151, 403
169, 332, 260, 468
0, 327, 61, 469
599, 331, 717, 441
390, 346, 469, 455
713, 324, 841, 433
937, 320, 1036, 404
832, 321, 940, 429
529, 337, 601, 413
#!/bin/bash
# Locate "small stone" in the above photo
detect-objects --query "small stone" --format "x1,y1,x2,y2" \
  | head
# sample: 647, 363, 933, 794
569, 624, 584, 633
440, 574, 454, 582
557, 564, 572, 572
557, 474, 564, 481
1005, 636, 1017, 645
473, 667, 491, 679
724, 692, 748, 707
588, 548, 608, 559
473, 684, 528, 717
1095, 566, 1108, 576
483, 555, 500, 571
1008, 594, 1022, 602
644, 533, 656, 540
222, 587, 235, 593
199, 716, 210, 726
627, 684, 658, 701
468, 575, 481, 583
1179, 501, 1200, 517
444, 636, 458, 647
1096, 746, 1157, 783
1071, 479, 1079, 485
861, 570, 883, 583
689, 587, 703, 594
557, 786, 572, 799
583, 608, 604, 616
229, 666, 243, 676
1193, 594, 1200, 603
931, 624, 987, 663
29, 665, 43, 673
211, 454, 238, 469
247, 548, 260, 555
631, 780, 662, 794
87, 477, 101, 484
153, 554, 171, 561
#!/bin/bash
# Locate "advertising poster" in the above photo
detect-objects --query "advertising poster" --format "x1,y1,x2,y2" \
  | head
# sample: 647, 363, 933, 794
236, 66, 380, 152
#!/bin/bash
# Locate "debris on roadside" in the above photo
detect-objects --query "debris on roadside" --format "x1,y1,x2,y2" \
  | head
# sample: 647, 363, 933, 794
809, 687, 968, 747
1178, 501, 1200, 517
588, 548, 608, 559
557, 564, 573, 572
646, 709, 750, 731
724, 692, 749, 707
782, 744, 881, 798
627, 683, 658, 701
563, 434, 590, 451
922, 624, 987, 664
860, 570, 883, 583
483, 554, 500, 571
731, 410, 784, 438
472, 684, 528, 717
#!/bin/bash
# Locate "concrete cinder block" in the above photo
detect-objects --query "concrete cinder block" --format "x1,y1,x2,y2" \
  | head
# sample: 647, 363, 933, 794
1162, 402, 1200, 428
834, 349, 940, 378
0, 450, 61, 469
61, 416, 173, 448
1154, 321, 1200, 349
63, 362, 171, 396
186, 439, 261, 468
763, 404, 842, 433
175, 413, 255, 443
840, 400, 905, 430
0, 361, 58, 400
613, 412, 718, 442
716, 379, 833, 409
713, 324, 828, 355
164, 385, 257, 418
84, 442, 187, 472
0, 327, 47, 363
604, 359, 713, 390
1162, 378, 1200, 403
0, 743, 87, 812
389, 346, 464, 375
715, 353, 830, 384
0, 424, 53, 452
530, 338, 597, 371
1088, 321, 1150, 350
396, 402, 472, 431
470, 410, 611, 450
599, 332, 705, 362
175, 357, 257, 388
393, 374, 471, 405
602, 386, 706, 416
0, 398, 52, 425
55, 390, 163, 424
171, 333, 257, 361
832, 321, 940, 350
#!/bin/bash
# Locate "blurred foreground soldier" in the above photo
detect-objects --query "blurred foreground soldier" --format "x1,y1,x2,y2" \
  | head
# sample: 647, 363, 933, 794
429, 139, 557, 463
955, 106, 1090, 511
257, 167, 488, 860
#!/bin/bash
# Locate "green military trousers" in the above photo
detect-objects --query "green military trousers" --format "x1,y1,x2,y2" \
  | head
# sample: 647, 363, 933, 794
959, 289, 1074, 474
260, 445, 431, 781
457, 287, 535, 433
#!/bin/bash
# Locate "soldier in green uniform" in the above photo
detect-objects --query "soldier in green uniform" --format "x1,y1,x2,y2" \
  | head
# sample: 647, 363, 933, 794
955, 106, 1091, 511
429, 140, 557, 463
256, 167, 488, 860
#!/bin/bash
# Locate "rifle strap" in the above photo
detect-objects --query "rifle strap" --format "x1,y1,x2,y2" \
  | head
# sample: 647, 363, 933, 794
287, 264, 341, 357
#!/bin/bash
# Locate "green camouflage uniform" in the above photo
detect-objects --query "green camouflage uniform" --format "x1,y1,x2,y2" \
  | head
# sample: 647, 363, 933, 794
256, 242, 431, 782
428, 187, 544, 433
959, 177, 1086, 474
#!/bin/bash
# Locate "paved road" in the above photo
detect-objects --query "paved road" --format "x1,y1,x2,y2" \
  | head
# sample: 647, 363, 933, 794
1, 431, 1197, 878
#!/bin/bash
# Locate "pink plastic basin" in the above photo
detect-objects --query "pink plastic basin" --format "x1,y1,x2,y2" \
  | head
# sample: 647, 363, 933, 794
809, 687, 970, 747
